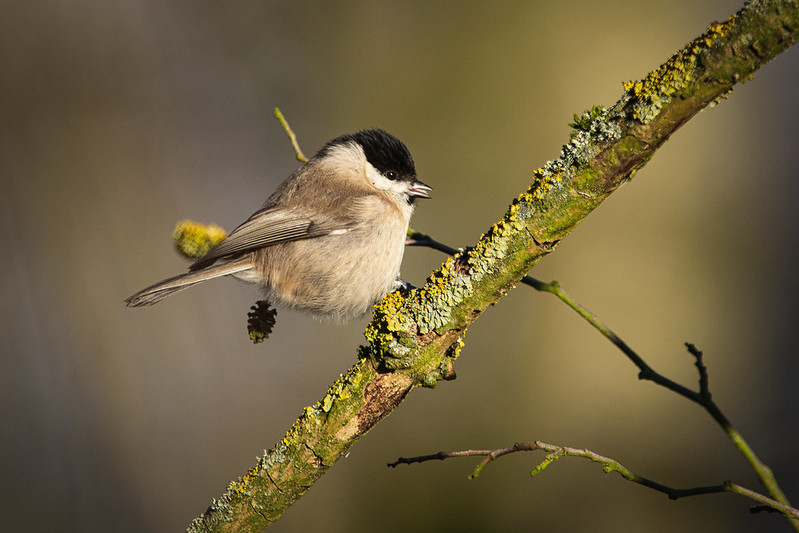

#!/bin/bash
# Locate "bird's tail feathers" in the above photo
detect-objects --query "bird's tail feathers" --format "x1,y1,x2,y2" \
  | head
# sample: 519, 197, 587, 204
124, 259, 252, 307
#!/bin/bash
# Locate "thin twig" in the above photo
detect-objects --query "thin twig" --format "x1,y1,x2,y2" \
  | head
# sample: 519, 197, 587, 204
273, 107, 308, 162
530, 280, 794, 522
389, 441, 799, 520
686, 342, 711, 399
405, 229, 796, 528
406, 228, 463, 253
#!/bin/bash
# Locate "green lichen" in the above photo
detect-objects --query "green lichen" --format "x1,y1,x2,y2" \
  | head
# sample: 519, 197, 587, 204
293, 363, 369, 441
569, 105, 605, 137
317, 363, 364, 413
362, 257, 475, 378
421, 373, 438, 388
227, 466, 259, 498
411, 255, 477, 335
623, 17, 736, 123
364, 290, 419, 367
531, 452, 561, 477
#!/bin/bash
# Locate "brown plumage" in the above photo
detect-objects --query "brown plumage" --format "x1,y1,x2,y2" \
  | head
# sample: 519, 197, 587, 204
125, 129, 430, 322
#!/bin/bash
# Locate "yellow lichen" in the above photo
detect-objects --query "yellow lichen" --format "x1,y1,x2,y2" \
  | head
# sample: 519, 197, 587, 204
228, 470, 257, 496
623, 15, 735, 123
449, 332, 467, 359
278, 360, 372, 451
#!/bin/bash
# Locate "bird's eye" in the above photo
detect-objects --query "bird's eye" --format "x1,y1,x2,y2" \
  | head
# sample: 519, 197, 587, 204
386, 171, 398, 180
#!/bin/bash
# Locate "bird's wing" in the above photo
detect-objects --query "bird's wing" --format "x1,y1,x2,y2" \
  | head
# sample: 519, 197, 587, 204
189, 206, 350, 270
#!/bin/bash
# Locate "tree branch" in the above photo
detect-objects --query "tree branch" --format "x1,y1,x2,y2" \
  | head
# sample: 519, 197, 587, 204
386, 291, 798, 527
388, 441, 799, 520
528, 280, 796, 524
187, 2, 799, 531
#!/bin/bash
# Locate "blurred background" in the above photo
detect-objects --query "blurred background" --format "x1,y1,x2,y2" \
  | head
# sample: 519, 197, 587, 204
2, 1, 797, 531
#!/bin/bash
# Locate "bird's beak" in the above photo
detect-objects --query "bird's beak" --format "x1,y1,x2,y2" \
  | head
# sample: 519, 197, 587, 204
409, 180, 432, 199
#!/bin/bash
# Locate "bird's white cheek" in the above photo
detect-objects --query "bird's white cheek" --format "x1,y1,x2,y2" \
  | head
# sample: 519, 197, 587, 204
365, 163, 412, 197
365, 168, 415, 225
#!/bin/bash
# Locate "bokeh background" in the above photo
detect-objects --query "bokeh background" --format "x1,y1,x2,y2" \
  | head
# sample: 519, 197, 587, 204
2, 1, 798, 532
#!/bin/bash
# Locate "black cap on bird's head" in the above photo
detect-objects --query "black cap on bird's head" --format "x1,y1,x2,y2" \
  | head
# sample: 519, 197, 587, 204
319, 128, 431, 201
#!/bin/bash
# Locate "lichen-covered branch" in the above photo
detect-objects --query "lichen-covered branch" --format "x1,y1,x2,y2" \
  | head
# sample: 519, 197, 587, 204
388, 441, 799, 520
187, 1, 799, 531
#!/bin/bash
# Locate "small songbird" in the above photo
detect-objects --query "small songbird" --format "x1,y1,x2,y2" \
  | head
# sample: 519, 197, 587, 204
125, 128, 431, 322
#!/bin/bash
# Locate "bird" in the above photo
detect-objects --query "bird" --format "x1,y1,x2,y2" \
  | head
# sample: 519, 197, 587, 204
124, 128, 431, 323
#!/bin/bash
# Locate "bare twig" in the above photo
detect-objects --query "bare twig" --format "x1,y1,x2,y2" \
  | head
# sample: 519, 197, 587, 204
529, 280, 794, 523
686, 342, 710, 399
389, 441, 799, 520
273, 107, 308, 162
406, 228, 461, 254
406, 228, 796, 528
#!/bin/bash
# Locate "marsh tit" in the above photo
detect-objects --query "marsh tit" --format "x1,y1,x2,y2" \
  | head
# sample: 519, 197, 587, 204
124, 128, 431, 322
